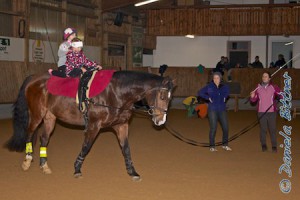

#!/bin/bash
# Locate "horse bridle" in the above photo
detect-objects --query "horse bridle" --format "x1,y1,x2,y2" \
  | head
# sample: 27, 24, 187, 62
147, 87, 171, 117
88, 87, 172, 117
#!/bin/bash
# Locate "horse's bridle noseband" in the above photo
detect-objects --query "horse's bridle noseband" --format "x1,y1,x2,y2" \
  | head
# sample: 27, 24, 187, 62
147, 106, 167, 116
147, 87, 171, 116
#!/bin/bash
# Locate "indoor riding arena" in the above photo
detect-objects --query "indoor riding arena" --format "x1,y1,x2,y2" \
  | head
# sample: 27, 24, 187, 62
0, 1, 299, 200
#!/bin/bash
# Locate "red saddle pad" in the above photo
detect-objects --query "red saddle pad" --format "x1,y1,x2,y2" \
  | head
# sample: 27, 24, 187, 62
46, 70, 115, 98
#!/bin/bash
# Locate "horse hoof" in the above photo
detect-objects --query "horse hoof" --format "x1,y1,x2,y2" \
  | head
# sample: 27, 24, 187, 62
43, 168, 52, 174
74, 173, 83, 179
40, 162, 52, 174
21, 157, 33, 171
131, 176, 142, 182
22, 160, 31, 171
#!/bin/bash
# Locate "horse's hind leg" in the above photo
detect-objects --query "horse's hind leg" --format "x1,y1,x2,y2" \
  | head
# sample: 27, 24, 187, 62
22, 118, 43, 171
113, 123, 140, 181
40, 112, 56, 174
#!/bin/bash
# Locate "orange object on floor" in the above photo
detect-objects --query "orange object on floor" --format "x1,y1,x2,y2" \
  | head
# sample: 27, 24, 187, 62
195, 103, 208, 118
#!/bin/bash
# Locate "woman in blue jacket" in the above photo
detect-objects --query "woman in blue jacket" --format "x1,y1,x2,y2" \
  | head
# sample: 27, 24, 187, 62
198, 72, 232, 152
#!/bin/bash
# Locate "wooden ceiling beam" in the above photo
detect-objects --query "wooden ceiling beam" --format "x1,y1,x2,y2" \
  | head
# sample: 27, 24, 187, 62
102, 0, 140, 12
141, 3, 300, 10
102, 0, 176, 12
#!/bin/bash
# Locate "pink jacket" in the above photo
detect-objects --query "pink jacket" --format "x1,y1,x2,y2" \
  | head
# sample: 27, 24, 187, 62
250, 83, 282, 113
65, 50, 97, 77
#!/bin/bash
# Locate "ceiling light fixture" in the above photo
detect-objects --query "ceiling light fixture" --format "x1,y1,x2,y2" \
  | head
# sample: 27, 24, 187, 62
185, 34, 195, 39
135, 0, 159, 7
284, 41, 293, 46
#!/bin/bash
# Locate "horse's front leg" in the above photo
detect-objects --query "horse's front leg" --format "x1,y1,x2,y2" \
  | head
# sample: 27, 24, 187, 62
74, 125, 100, 178
114, 123, 141, 181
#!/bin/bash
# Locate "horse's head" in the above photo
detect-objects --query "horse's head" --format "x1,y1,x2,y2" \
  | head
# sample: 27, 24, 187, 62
145, 77, 176, 126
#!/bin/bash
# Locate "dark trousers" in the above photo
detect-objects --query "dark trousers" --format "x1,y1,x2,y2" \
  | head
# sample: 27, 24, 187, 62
258, 112, 277, 148
51, 65, 66, 77
78, 71, 93, 112
208, 110, 229, 147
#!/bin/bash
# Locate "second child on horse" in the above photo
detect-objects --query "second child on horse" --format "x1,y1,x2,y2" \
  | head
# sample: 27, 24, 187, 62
49, 27, 77, 77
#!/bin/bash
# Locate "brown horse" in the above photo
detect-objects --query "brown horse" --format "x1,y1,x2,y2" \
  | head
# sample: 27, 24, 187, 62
5, 70, 175, 181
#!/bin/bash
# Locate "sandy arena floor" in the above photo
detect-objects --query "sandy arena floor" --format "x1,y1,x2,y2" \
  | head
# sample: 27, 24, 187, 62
0, 110, 299, 200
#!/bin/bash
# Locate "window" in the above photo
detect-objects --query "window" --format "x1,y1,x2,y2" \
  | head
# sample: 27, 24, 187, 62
0, 0, 13, 36
30, 5, 62, 42
66, 3, 95, 41
108, 44, 125, 56
227, 41, 251, 68
67, 14, 86, 41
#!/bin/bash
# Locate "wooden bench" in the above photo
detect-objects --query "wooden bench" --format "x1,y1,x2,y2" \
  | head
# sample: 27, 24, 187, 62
229, 94, 240, 112
227, 82, 241, 112
293, 107, 300, 118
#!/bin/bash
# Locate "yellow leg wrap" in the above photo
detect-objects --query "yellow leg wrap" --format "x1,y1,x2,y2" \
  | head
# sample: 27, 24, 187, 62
40, 147, 47, 158
26, 142, 33, 154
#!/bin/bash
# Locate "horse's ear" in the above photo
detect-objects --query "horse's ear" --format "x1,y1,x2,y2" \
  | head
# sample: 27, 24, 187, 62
162, 76, 170, 85
162, 76, 172, 84
162, 76, 176, 89
172, 79, 177, 87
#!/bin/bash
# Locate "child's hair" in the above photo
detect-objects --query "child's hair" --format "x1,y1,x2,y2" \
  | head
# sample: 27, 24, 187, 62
71, 38, 83, 48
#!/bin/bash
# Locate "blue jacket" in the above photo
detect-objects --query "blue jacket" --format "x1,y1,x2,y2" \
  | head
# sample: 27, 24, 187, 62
198, 82, 229, 111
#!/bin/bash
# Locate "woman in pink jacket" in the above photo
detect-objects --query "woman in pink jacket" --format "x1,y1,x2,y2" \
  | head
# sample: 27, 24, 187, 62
250, 72, 282, 153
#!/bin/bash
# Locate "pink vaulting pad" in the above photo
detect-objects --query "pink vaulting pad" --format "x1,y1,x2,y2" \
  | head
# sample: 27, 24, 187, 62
46, 70, 115, 98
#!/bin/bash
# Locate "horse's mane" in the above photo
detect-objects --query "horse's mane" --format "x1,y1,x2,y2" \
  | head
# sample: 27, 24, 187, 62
112, 71, 165, 88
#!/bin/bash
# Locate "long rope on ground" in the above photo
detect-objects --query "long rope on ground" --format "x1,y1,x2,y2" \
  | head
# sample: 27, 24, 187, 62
134, 103, 273, 147
164, 119, 258, 147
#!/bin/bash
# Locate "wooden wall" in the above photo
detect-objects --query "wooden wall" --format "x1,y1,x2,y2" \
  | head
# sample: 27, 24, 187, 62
102, 14, 147, 69
1, 63, 299, 103
1, 2, 300, 103
0, 61, 56, 103
136, 67, 300, 99
146, 6, 300, 36
139, 67, 210, 97
230, 68, 300, 98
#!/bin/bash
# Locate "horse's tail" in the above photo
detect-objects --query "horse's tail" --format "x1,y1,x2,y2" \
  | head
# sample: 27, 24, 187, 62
5, 75, 33, 152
